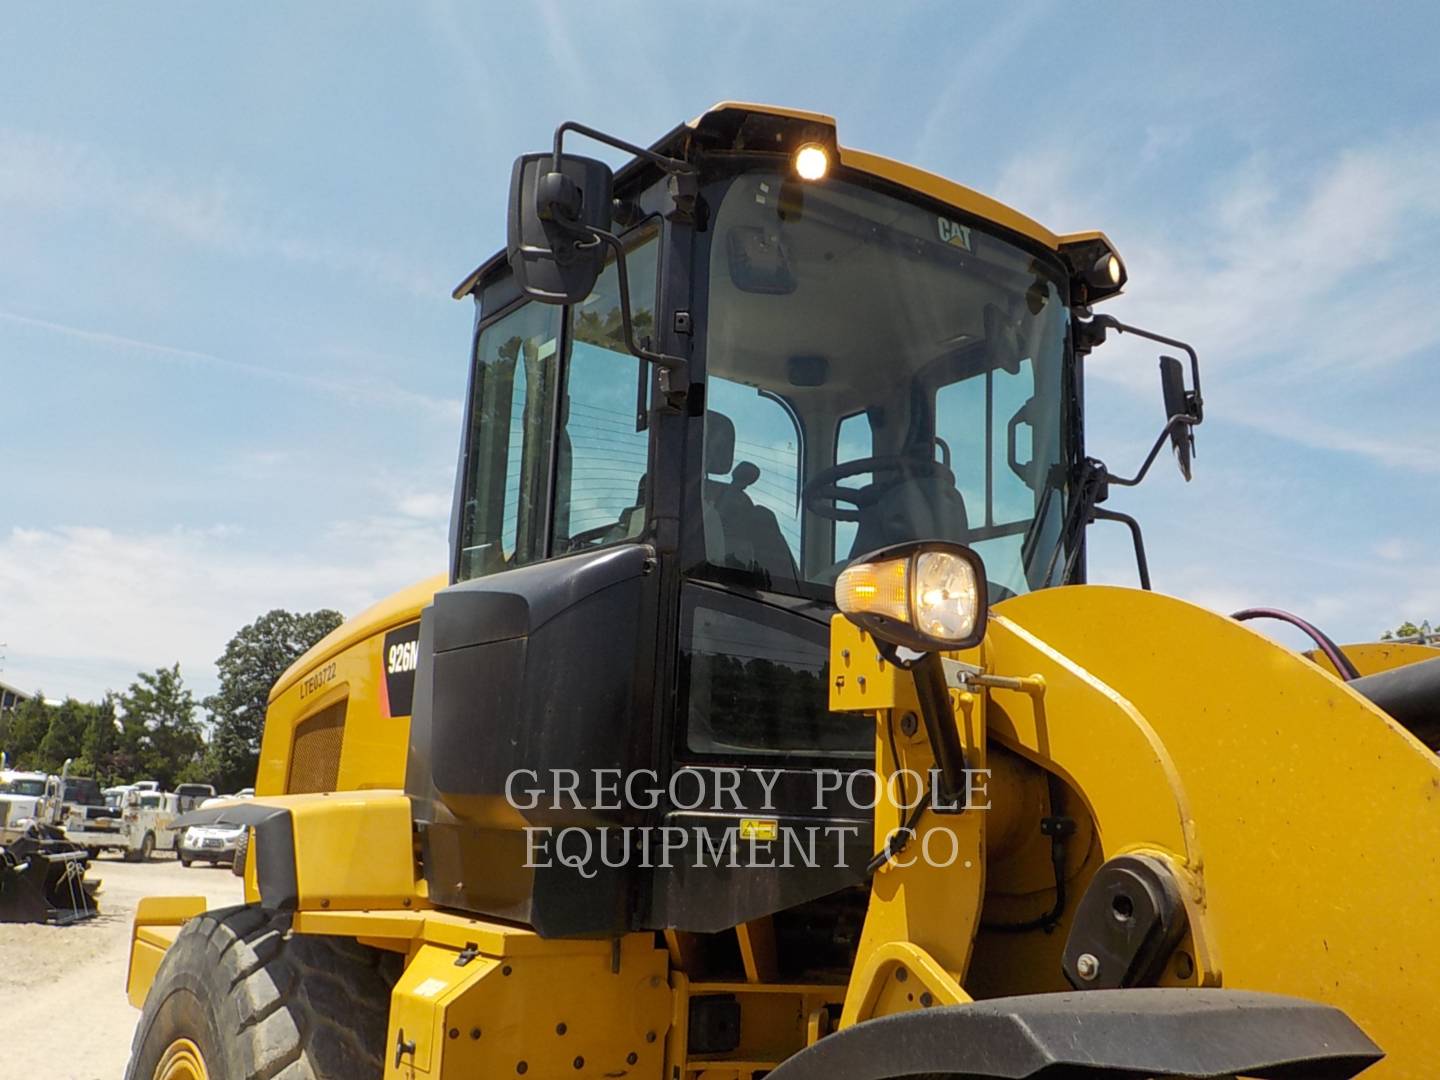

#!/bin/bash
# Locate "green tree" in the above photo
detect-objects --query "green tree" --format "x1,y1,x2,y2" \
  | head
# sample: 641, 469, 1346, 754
120, 664, 203, 789
37, 697, 88, 773
1381, 620, 1434, 642
204, 609, 343, 792
1, 693, 52, 769
80, 695, 124, 784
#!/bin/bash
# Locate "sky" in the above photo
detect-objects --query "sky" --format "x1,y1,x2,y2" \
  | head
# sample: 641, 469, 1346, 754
2, 3, 1438, 703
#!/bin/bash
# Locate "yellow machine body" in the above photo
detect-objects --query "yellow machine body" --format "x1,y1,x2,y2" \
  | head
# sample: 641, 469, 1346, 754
127, 102, 1437, 1079
255, 573, 444, 796
131, 582, 1440, 1077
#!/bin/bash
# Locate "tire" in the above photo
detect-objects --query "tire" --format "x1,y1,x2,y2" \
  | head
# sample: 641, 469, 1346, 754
140, 831, 156, 862
231, 830, 249, 878
125, 905, 390, 1080
180, 857, 192, 868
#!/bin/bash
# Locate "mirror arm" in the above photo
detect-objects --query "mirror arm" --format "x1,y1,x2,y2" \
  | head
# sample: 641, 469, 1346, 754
553, 121, 695, 177
911, 652, 970, 812
585, 227, 688, 399
1090, 507, 1152, 591
1090, 315, 1204, 422
1107, 414, 1197, 488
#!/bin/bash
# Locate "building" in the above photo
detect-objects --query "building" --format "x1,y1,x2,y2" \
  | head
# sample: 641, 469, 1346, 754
0, 680, 31, 713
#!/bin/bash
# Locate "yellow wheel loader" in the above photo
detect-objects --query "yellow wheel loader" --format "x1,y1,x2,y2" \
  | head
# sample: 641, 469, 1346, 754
125, 103, 1440, 1080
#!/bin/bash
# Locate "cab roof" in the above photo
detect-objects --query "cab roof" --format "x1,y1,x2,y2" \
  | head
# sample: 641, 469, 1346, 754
454, 101, 1125, 303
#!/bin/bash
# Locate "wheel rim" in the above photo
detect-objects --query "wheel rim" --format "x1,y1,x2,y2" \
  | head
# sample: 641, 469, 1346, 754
155, 1037, 209, 1080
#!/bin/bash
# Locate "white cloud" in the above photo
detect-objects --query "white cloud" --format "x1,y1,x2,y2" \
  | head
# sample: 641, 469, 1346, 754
1119, 132, 1440, 379
0, 308, 463, 422
0, 128, 448, 298
996, 124, 1440, 479
396, 492, 454, 519
0, 515, 448, 703
1374, 537, 1418, 562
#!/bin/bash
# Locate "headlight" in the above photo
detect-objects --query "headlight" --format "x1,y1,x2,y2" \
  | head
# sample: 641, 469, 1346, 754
836, 541, 988, 652
793, 142, 830, 181
183, 828, 201, 845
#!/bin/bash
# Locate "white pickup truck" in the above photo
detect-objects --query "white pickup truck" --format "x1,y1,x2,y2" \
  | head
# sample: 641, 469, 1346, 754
66, 785, 180, 861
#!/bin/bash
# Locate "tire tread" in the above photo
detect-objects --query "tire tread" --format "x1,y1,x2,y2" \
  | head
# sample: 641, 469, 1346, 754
126, 904, 389, 1080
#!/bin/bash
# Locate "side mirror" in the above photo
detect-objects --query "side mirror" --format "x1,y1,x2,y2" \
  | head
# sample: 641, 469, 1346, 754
506, 152, 613, 304
1159, 355, 1198, 481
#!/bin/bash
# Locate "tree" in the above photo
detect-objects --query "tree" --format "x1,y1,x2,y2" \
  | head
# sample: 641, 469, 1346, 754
80, 695, 124, 784
1381, 620, 1434, 642
1, 693, 52, 769
120, 664, 203, 789
204, 609, 344, 792
36, 696, 89, 773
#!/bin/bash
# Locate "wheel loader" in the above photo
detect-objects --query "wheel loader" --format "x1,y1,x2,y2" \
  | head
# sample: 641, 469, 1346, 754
124, 103, 1440, 1080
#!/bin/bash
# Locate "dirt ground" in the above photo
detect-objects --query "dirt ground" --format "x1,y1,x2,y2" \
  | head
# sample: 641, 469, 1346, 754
0, 851, 243, 1080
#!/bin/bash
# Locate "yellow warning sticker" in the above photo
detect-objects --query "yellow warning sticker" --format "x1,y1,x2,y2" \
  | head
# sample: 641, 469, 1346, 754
739, 818, 779, 842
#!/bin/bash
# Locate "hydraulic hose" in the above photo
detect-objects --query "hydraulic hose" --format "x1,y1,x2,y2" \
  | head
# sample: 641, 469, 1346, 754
1231, 607, 1361, 681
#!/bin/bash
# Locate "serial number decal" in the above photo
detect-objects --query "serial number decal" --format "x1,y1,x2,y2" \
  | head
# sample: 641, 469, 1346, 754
382, 622, 422, 719
299, 662, 337, 701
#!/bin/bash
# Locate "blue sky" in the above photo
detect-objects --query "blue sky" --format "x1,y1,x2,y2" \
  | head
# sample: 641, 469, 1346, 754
2, 3, 1437, 702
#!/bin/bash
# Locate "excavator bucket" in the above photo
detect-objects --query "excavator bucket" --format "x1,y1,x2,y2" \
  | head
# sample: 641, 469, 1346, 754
0, 829, 100, 925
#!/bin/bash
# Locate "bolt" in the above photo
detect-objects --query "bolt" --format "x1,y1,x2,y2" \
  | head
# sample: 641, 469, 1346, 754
899, 711, 918, 737
402, 897, 412, 908
556, 1022, 567, 1035
649, 975, 661, 988
1076, 953, 1101, 982
857, 675, 867, 689
319, 898, 329, 909
470, 1028, 482, 1040
895, 966, 908, 982
573, 1056, 585, 1069
502, 964, 512, 976
627, 1052, 638, 1065
841, 648, 851, 661
919, 992, 934, 1007
448, 1028, 459, 1040
516, 1062, 528, 1075
645, 1030, 656, 1043
1173, 951, 1195, 980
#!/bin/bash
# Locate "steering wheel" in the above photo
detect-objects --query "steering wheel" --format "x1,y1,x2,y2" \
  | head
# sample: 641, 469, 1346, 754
804, 455, 952, 522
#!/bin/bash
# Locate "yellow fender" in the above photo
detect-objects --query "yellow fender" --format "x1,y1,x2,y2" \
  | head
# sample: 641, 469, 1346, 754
987, 585, 1440, 1077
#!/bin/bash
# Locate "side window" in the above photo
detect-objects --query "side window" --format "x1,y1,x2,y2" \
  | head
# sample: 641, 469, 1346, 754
456, 302, 561, 581
935, 374, 987, 514
703, 378, 803, 572
936, 357, 1060, 593
991, 357, 1038, 523
832, 411, 871, 562
552, 228, 659, 552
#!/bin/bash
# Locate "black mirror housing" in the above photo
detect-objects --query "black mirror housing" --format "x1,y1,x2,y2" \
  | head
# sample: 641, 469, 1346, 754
1159, 355, 1197, 481
506, 152, 614, 304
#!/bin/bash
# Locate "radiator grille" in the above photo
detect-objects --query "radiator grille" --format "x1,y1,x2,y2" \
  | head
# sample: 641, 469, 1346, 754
287, 699, 346, 793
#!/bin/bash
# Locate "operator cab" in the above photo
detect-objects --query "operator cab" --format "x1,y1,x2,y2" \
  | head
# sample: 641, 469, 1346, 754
407, 105, 1148, 943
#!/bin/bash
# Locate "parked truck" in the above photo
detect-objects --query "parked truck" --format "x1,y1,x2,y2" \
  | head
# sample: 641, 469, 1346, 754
69, 786, 180, 861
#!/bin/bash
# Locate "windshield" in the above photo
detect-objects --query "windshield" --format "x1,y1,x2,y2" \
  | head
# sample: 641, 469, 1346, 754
702, 170, 1070, 600
63, 778, 103, 805
1, 778, 46, 797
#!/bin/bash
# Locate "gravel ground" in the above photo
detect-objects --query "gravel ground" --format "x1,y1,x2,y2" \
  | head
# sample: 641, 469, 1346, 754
0, 851, 243, 1080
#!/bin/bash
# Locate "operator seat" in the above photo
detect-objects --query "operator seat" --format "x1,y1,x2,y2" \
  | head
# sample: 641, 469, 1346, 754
703, 411, 799, 591
847, 456, 970, 559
